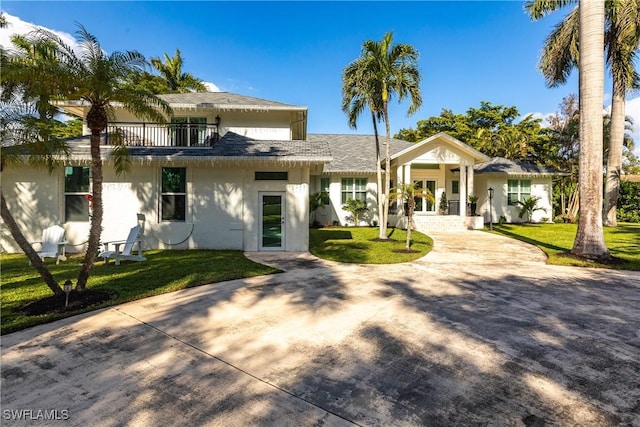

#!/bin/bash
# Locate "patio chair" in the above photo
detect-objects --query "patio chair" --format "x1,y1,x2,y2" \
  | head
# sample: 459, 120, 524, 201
98, 225, 146, 265
30, 225, 67, 264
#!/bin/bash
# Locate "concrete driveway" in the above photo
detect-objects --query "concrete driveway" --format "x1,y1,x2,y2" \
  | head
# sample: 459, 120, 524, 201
2, 231, 639, 426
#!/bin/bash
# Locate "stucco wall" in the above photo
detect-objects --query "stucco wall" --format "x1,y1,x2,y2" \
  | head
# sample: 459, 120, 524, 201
2, 163, 310, 253
475, 175, 553, 223
311, 174, 379, 227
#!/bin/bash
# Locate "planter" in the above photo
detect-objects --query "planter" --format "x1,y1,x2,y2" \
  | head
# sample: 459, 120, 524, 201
465, 216, 484, 230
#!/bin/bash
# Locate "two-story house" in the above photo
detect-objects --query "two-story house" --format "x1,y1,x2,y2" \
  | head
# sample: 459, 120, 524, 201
1, 92, 563, 254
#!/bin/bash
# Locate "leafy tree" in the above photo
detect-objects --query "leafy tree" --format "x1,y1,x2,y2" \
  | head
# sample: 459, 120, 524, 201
51, 118, 83, 139
341, 198, 368, 226
21, 24, 172, 291
526, 0, 640, 227
344, 32, 421, 240
150, 49, 207, 93
121, 70, 171, 94
396, 101, 550, 162
617, 180, 640, 222
517, 196, 547, 223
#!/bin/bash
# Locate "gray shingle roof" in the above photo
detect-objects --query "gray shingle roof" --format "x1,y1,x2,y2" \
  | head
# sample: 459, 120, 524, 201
307, 134, 414, 173
474, 157, 568, 176
62, 132, 330, 164
157, 92, 306, 110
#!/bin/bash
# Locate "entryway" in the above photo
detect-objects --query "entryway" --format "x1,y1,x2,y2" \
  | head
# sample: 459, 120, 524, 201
259, 192, 285, 251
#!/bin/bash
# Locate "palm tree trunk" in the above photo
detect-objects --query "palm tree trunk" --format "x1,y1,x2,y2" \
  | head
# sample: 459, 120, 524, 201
76, 129, 104, 291
1, 190, 63, 295
383, 101, 391, 238
406, 198, 414, 250
372, 111, 386, 240
603, 79, 625, 227
572, 0, 610, 260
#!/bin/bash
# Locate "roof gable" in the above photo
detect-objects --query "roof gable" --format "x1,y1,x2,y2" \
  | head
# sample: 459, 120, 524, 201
390, 132, 490, 164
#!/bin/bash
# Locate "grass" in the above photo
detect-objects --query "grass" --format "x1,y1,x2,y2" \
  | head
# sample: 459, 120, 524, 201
309, 226, 433, 264
0, 250, 280, 335
491, 223, 640, 270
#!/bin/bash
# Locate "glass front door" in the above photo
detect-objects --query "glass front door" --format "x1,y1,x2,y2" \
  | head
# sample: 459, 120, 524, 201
260, 193, 285, 250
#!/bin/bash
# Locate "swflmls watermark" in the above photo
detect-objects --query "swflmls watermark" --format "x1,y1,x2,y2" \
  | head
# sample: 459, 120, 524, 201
2, 409, 69, 421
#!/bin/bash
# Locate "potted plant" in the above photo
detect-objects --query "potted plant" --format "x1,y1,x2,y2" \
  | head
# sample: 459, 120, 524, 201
439, 191, 448, 215
468, 194, 479, 216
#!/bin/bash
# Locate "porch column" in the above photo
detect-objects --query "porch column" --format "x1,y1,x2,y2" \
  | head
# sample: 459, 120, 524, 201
467, 164, 474, 200
459, 163, 467, 217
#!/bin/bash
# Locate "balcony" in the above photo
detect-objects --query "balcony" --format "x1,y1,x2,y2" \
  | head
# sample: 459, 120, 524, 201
105, 122, 220, 147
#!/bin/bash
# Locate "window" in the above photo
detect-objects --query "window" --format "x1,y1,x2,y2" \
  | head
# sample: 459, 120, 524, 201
161, 167, 186, 221
452, 180, 459, 195
320, 177, 330, 205
341, 178, 367, 204
255, 171, 288, 181
64, 166, 90, 221
508, 180, 531, 206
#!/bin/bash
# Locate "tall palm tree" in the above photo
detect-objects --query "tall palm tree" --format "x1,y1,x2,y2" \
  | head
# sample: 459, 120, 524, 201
31, 24, 172, 291
603, 0, 640, 226
343, 32, 421, 239
1, 34, 72, 295
342, 55, 385, 239
526, 0, 640, 227
372, 33, 422, 236
151, 49, 207, 93
574, 0, 609, 259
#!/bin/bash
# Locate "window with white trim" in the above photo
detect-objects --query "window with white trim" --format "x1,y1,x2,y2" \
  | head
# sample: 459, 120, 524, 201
161, 167, 186, 221
64, 166, 90, 221
341, 178, 367, 204
507, 179, 531, 205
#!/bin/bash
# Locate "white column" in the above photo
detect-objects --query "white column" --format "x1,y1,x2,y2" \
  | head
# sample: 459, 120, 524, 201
459, 164, 467, 217
467, 164, 474, 200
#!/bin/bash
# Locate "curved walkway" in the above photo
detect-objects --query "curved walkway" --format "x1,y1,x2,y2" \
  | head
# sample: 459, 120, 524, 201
2, 231, 639, 426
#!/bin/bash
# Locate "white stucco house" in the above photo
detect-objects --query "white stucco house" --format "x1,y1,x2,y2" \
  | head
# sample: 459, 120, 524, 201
1, 92, 565, 254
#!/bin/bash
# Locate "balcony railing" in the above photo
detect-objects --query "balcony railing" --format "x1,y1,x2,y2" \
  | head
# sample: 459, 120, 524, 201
105, 122, 220, 147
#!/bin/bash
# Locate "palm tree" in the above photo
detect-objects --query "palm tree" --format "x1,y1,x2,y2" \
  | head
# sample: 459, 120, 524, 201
1, 34, 73, 295
30, 24, 172, 291
574, 0, 609, 259
150, 49, 207, 93
603, 1, 640, 226
371, 33, 422, 237
526, 0, 640, 227
342, 32, 421, 239
391, 182, 433, 251
516, 196, 547, 223
342, 53, 385, 239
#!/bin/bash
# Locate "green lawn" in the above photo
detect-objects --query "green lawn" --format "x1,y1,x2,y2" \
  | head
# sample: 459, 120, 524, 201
309, 226, 433, 264
491, 223, 640, 270
0, 250, 280, 335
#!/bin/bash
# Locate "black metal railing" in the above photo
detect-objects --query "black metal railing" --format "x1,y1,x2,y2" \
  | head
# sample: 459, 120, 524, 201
105, 122, 220, 147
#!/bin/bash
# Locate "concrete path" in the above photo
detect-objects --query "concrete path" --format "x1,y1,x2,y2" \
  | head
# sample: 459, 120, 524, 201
2, 231, 639, 426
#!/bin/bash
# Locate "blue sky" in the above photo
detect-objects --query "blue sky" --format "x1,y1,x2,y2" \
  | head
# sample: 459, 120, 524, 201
2, 1, 638, 151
